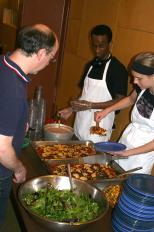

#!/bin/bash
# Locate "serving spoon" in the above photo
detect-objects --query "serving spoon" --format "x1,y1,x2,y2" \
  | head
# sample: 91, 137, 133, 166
56, 113, 61, 127
96, 121, 100, 129
116, 166, 142, 177
67, 163, 74, 191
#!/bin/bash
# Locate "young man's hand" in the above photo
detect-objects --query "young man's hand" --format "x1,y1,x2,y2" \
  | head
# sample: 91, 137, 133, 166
59, 107, 73, 120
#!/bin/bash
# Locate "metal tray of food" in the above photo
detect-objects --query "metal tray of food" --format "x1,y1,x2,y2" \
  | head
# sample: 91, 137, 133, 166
32, 140, 127, 190
31, 140, 97, 166
91, 159, 126, 190
47, 157, 125, 190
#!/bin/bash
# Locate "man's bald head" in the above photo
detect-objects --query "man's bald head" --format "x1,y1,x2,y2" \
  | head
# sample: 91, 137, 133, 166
32, 24, 51, 33
16, 24, 58, 56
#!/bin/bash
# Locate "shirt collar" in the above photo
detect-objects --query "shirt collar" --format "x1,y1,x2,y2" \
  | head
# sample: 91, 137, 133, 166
3, 53, 31, 83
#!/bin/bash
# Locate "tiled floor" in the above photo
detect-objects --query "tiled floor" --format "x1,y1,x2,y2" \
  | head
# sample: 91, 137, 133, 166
1, 199, 21, 232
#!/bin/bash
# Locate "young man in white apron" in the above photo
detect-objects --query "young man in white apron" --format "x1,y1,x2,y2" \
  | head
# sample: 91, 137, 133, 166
95, 52, 154, 174
60, 25, 128, 142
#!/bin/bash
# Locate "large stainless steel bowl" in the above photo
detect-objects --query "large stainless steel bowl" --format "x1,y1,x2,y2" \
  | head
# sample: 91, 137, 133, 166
44, 123, 74, 141
18, 175, 109, 231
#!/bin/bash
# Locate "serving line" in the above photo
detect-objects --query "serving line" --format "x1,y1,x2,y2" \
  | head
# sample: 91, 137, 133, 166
11, 145, 114, 232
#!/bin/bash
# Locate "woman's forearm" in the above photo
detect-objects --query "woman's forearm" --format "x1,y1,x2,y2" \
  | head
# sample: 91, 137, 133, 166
95, 90, 137, 122
129, 140, 154, 156
103, 90, 137, 113
106, 96, 133, 113
117, 140, 154, 157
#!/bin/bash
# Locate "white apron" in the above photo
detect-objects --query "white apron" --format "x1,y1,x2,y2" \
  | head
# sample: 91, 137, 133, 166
74, 60, 115, 142
117, 90, 154, 174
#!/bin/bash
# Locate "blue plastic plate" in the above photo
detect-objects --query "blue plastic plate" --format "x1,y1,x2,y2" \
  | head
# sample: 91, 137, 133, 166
127, 174, 154, 197
94, 142, 126, 153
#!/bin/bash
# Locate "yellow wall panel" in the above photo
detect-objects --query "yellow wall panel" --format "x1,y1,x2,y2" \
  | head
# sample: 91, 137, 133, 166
57, 52, 86, 108
118, 0, 154, 33
69, 0, 84, 19
65, 20, 81, 53
113, 28, 154, 66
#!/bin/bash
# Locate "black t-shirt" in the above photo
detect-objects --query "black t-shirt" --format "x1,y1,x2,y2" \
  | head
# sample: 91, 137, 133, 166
135, 85, 154, 119
79, 56, 128, 99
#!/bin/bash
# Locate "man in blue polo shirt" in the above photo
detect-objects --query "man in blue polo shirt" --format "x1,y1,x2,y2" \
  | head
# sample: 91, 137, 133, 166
0, 24, 59, 227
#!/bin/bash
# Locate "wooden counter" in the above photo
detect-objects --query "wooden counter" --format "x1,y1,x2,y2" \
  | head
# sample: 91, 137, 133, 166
11, 145, 114, 232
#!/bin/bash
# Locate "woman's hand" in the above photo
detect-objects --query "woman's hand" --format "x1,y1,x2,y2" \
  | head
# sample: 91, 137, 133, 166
110, 149, 135, 157
95, 108, 110, 122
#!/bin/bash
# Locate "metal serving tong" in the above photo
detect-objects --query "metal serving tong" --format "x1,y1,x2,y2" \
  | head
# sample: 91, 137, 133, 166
78, 152, 128, 165
116, 166, 142, 177
90, 166, 143, 183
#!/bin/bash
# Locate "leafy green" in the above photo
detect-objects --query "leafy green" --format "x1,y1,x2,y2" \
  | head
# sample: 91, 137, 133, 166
23, 187, 102, 222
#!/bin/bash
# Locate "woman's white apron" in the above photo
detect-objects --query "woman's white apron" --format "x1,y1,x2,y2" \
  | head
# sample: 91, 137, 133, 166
74, 60, 115, 142
117, 90, 154, 174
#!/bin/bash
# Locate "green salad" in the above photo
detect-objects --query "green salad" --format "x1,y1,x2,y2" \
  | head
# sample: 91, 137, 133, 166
23, 187, 102, 222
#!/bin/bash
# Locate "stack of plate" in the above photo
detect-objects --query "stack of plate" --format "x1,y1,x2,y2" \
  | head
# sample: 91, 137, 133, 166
112, 174, 154, 232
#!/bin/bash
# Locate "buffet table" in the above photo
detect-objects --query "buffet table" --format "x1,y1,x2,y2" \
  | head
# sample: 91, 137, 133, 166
11, 145, 114, 232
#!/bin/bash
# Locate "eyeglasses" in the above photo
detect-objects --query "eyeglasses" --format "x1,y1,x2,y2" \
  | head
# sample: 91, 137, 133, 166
51, 57, 57, 63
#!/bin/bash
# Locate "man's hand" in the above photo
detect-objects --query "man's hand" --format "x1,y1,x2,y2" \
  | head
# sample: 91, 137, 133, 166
0, 134, 27, 184
13, 163, 27, 183
70, 100, 92, 111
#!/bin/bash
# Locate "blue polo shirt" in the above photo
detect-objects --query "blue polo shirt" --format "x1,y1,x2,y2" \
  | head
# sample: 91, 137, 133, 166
0, 53, 30, 177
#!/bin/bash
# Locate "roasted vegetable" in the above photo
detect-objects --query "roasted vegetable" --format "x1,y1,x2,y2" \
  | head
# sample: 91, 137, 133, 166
103, 184, 121, 208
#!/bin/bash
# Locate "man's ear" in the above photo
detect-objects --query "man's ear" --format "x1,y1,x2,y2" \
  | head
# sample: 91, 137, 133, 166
37, 48, 46, 61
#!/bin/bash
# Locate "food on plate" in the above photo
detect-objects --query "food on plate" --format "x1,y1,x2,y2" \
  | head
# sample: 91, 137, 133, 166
51, 163, 116, 181
35, 144, 96, 159
22, 187, 102, 222
103, 184, 121, 208
90, 126, 107, 136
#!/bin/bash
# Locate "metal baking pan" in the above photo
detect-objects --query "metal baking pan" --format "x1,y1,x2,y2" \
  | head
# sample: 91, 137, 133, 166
93, 178, 125, 191
47, 158, 125, 191
31, 140, 95, 147
31, 140, 97, 166
90, 160, 126, 190
32, 140, 126, 190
